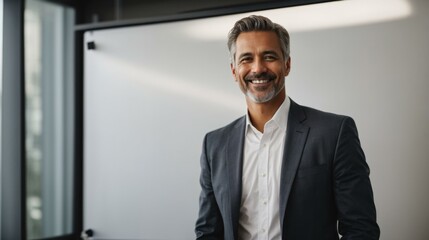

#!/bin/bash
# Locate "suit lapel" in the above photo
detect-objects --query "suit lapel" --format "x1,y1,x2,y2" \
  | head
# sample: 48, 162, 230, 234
279, 100, 310, 228
226, 117, 245, 239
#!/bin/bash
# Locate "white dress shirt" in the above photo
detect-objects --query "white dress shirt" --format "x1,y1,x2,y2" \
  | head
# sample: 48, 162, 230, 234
238, 97, 291, 240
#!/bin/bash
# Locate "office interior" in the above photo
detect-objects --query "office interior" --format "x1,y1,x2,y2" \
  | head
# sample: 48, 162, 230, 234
1, 0, 428, 239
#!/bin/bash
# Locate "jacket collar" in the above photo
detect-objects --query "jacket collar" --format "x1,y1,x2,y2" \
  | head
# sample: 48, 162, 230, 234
279, 99, 309, 229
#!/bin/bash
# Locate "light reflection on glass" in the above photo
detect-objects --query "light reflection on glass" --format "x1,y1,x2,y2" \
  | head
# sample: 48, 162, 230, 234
24, 0, 75, 239
25, 4, 43, 238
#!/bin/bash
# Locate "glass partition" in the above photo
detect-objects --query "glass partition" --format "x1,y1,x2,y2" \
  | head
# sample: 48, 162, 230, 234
24, 0, 75, 238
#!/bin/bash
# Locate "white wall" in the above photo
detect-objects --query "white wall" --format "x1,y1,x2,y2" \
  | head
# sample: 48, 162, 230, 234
287, 1, 429, 239
84, 0, 429, 239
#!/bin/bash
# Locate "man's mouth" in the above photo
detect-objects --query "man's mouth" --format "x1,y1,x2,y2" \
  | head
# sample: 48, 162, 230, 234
244, 73, 276, 84
246, 79, 271, 84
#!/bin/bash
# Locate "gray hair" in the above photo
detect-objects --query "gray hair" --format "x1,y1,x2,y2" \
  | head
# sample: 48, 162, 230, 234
227, 15, 290, 65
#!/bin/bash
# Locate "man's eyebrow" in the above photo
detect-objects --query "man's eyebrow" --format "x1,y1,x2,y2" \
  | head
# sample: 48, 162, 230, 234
263, 50, 281, 56
237, 50, 281, 60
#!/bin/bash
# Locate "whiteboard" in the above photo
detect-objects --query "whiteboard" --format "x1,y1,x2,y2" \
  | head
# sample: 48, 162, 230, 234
83, 16, 244, 240
84, 1, 429, 239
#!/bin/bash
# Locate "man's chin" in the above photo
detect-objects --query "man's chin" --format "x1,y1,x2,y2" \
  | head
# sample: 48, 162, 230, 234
246, 92, 275, 104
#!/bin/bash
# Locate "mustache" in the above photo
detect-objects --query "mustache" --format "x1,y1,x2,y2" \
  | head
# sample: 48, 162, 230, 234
244, 72, 276, 82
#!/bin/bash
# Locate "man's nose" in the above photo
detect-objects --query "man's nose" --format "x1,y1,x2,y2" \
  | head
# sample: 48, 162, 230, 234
251, 59, 267, 73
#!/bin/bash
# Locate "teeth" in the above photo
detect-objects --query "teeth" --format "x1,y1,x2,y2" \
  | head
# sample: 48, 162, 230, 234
252, 79, 269, 84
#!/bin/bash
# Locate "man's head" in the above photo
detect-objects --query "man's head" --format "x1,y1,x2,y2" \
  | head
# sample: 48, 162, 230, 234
228, 15, 291, 104
228, 15, 290, 66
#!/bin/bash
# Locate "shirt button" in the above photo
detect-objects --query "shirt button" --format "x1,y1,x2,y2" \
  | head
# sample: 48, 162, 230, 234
263, 201, 267, 205
262, 228, 266, 232
262, 173, 266, 177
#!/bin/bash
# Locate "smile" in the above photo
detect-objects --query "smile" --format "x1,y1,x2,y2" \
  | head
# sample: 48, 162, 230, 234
246, 79, 272, 84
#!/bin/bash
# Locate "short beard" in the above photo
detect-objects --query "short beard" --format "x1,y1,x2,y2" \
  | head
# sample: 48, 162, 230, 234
246, 82, 284, 103
246, 87, 276, 103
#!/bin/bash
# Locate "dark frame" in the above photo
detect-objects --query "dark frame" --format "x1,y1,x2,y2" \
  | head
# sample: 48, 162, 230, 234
1, 0, 25, 239
1, 0, 26, 239
75, 0, 337, 31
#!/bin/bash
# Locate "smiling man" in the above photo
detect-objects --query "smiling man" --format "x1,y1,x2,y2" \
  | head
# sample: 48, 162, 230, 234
195, 15, 380, 240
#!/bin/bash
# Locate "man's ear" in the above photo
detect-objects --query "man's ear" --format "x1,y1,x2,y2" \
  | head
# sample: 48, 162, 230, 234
230, 63, 237, 81
285, 57, 291, 76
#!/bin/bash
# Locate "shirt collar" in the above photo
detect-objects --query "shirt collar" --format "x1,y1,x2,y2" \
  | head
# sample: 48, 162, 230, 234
245, 96, 291, 134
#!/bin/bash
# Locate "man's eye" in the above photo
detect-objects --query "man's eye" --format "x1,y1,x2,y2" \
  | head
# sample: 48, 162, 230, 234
265, 55, 277, 61
240, 57, 252, 63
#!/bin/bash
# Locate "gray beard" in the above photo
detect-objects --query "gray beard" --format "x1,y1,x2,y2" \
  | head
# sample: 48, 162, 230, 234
246, 82, 285, 103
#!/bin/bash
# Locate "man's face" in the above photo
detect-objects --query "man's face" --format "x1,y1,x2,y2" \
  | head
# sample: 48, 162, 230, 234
231, 31, 290, 104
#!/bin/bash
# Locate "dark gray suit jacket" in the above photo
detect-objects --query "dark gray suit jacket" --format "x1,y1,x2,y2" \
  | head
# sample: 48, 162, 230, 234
195, 99, 380, 240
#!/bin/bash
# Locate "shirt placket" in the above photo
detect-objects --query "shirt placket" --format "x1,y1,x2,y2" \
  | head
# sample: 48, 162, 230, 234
258, 126, 272, 240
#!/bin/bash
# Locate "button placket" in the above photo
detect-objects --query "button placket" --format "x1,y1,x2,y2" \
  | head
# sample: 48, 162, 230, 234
259, 127, 272, 240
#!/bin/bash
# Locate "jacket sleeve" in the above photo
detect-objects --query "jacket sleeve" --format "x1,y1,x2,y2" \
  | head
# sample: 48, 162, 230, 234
334, 117, 380, 240
195, 134, 224, 239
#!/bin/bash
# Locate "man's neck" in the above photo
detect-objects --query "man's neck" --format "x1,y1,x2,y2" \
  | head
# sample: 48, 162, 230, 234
246, 92, 286, 133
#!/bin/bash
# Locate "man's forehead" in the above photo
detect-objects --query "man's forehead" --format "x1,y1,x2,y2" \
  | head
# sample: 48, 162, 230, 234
235, 31, 282, 52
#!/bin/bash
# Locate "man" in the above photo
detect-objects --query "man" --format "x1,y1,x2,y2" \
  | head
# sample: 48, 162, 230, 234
195, 15, 380, 240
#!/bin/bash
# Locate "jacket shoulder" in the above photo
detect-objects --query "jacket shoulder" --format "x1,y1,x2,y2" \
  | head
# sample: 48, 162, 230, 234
295, 102, 350, 126
205, 116, 245, 141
